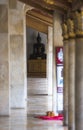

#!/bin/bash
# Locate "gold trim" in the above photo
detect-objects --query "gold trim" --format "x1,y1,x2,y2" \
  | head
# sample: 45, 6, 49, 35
63, 35, 69, 40
67, 19, 75, 39
68, 32, 76, 38
76, 31, 83, 37
44, 0, 54, 5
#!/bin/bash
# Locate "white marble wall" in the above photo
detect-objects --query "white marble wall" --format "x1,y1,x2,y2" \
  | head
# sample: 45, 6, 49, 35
27, 78, 48, 95
27, 95, 52, 115
27, 78, 52, 115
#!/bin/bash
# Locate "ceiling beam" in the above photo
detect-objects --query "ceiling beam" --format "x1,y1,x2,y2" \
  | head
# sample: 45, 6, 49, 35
19, 0, 53, 15
36, 0, 70, 10
27, 9, 53, 26
26, 13, 52, 26
19, 0, 71, 14
26, 15, 48, 34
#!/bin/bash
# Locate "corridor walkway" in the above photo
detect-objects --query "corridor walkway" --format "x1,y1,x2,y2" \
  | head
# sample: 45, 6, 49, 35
0, 109, 68, 130
0, 78, 68, 130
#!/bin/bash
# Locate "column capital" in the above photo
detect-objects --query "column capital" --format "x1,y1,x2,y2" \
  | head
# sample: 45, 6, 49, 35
74, 10, 83, 37
62, 22, 69, 40
67, 18, 76, 38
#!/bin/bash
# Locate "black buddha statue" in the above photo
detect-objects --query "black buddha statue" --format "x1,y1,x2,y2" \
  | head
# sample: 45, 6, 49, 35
30, 33, 46, 59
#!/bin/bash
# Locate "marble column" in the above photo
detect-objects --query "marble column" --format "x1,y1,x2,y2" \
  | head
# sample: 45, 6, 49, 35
68, 38, 75, 130
47, 26, 53, 96
66, 18, 76, 130
53, 11, 63, 114
63, 40, 69, 126
75, 38, 83, 130
46, 26, 53, 112
9, 1, 27, 108
62, 21, 69, 125
0, 1, 10, 116
74, 10, 83, 130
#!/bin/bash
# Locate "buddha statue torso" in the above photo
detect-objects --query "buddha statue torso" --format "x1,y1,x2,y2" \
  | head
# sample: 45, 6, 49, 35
30, 33, 46, 59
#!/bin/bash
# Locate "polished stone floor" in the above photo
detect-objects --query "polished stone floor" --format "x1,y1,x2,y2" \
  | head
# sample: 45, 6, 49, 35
0, 78, 68, 130
0, 109, 68, 130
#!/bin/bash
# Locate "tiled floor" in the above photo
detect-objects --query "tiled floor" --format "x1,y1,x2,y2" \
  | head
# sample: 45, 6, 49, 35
0, 78, 68, 130
0, 109, 68, 130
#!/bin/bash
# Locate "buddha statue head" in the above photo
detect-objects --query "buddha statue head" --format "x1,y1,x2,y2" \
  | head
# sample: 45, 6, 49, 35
37, 32, 41, 43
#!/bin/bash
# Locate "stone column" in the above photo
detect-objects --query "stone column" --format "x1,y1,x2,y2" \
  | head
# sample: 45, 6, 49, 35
75, 38, 83, 130
63, 40, 69, 126
67, 19, 75, 130
47, 26, 53, 96
0, 0, 10, 116
47, 26, 53, 111
53, 11, 63, 114
9, 1, 27, 108
75, 10, 83, 130
68, 38, 75, 130
62, 22, 68, 125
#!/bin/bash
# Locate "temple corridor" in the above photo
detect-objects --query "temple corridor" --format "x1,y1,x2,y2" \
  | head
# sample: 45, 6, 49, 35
0, 109, 68, 130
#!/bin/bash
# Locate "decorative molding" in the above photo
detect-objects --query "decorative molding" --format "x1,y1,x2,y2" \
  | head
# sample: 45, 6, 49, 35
74, 10, 83, 37
43, 0, 54, 5
67, 18, 75, 38
62, 23, 69, 40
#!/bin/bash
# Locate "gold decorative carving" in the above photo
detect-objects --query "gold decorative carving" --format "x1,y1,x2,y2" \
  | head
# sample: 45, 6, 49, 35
68, 0, 73, 3
44, 0, 54, 5
62, 22, 68, 40
74, 11, 83, 37
67, 19, 75, 38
